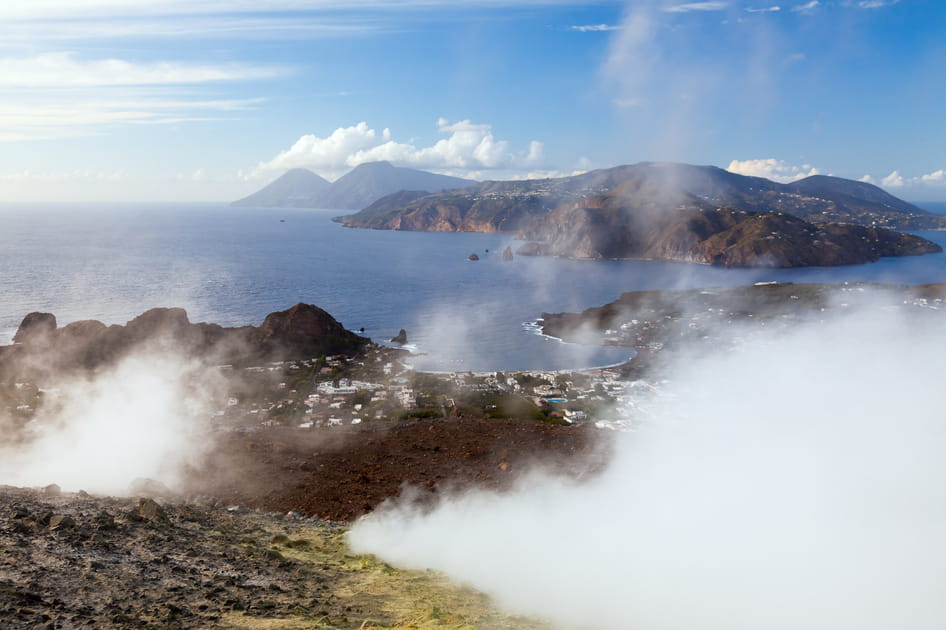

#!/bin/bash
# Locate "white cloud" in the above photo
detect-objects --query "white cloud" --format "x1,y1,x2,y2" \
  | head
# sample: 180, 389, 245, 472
857, 168, 946, 190
746, 5, 781, 12
664, 1, 729, 12
857, 0, 901, 7
255, 119, 544, 176
0, 97, 266, 142
0, 52, 287, 87
570, 24, 621, 32
726, 158, 820, 183
792, 0, 820, 12
919, 169, 946, 185
881, 170, 904, 187
0, 0, 602, 20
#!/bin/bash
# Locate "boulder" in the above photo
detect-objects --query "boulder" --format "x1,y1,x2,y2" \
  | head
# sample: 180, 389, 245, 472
48, 514, 76, 531
468, 253, 480, 261
132, 498, 169, 524
257, 303, 368, 359
13, 312, 57, 344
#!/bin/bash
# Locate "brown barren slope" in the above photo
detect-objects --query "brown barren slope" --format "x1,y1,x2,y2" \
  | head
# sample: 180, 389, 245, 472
188, 417, 608, 522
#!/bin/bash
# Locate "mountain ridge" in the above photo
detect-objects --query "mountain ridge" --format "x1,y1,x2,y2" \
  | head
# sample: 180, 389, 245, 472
232, 161, 476, 210
337, 161, 946, 232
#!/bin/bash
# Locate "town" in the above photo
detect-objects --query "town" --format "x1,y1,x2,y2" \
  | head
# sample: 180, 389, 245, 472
211, 344, 650, 433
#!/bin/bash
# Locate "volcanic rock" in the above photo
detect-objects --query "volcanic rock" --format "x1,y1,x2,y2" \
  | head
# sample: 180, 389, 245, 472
257, 302, 368, 359
0, 303, 370, 381
12, 313, 57, 344
131, 498, 169, 524
390, 329, 408, 344
48, 514, 75, 531
501, 245, 514, 261
468, 252, 480, 261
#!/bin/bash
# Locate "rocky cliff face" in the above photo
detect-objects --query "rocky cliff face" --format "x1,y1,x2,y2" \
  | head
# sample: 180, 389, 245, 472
514, 184, 941, 268
337, 192, 552, 232
0, 304, 369, 382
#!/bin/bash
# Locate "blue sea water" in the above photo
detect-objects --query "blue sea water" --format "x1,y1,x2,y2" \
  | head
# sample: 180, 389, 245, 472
2, 202, 945, 371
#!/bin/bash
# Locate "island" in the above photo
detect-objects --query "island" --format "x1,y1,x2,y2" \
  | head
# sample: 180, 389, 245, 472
335, 161, 944, 268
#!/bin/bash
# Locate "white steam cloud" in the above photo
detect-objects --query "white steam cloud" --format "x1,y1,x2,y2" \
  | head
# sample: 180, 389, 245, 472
0, 351, 221, 495
350, 307, 946, 629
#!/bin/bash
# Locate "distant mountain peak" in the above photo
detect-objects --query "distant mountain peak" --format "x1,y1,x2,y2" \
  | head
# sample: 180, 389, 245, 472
232, 162, 476, 210
231, 168, 331, 208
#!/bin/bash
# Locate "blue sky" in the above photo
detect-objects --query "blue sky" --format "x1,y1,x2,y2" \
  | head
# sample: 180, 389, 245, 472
0, 0, 943, 202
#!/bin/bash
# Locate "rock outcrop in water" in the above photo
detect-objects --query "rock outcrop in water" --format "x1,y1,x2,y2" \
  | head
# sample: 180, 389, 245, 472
0, 303, 369, 382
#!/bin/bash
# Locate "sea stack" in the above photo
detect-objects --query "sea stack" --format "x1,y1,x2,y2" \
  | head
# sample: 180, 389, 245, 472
390, 329, 408, 344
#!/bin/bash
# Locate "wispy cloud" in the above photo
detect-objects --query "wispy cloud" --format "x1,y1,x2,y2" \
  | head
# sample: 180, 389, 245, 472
856, 0, 901, 8
0, 52, 288, 87
0, 1, 610, 20
0, 97, 266, 142
570, 24, 621, 32
727, 158, 820, 183
664, 1, 729, 13
792, 0, 820, 12
0, 16, 385, 44
746, 5, 781, 12
254, 119, 544, 177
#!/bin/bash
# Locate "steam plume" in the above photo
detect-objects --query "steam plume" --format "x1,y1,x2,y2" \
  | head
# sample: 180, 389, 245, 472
350, 306, 946, 629
0, 350, 221, 495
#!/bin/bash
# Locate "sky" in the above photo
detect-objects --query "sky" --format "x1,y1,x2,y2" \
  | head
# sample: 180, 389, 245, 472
0, 0, 943, 202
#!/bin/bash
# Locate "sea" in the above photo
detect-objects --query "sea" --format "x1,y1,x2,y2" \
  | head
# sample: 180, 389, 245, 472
2, 202, 945, 372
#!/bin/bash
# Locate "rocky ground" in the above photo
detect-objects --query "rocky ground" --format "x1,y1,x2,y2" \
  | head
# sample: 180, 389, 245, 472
1, 416, 606, 629
189, 416, 607, 522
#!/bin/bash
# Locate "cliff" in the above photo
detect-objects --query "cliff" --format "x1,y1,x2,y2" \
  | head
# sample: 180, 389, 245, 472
514, 181, 941, 268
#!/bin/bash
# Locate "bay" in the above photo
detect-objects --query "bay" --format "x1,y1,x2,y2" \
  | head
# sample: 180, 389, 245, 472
1, 202, 945, 372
